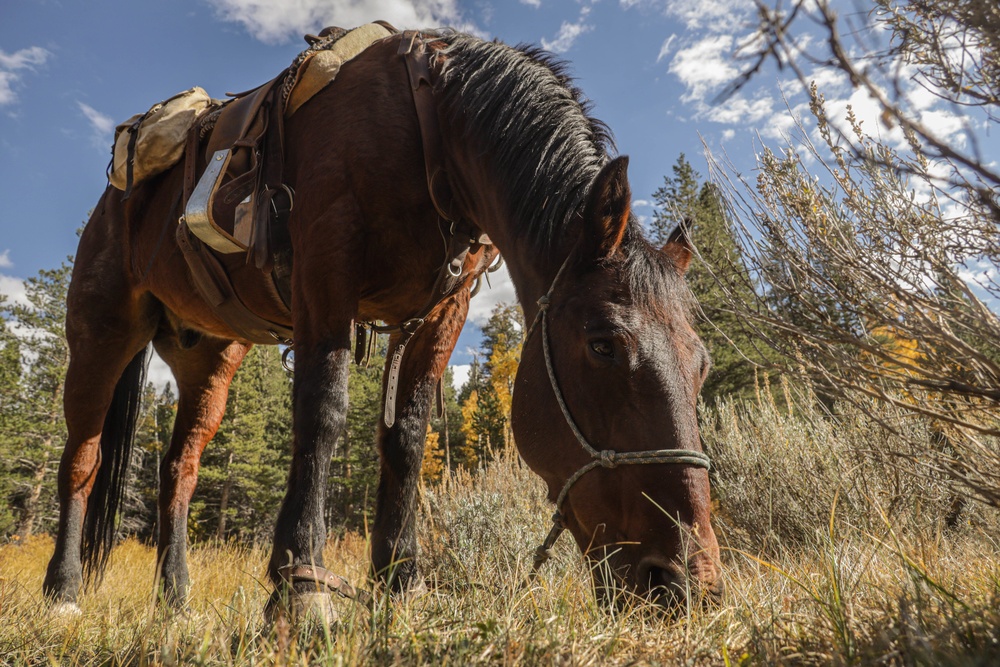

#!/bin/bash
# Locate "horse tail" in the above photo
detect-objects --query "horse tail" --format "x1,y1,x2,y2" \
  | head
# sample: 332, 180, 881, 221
82, 345, 149, 582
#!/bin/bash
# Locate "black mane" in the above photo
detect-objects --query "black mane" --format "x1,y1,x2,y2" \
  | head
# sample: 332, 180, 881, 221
435, 35, 615, 249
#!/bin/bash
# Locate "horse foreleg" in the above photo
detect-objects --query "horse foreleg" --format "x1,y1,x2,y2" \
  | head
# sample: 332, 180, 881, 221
371, 291, 470, 592
266, 324, 352, 617
153, 334, 249, 606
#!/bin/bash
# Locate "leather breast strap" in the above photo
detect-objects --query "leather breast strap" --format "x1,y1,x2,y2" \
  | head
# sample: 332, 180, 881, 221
360, 33, 495, 429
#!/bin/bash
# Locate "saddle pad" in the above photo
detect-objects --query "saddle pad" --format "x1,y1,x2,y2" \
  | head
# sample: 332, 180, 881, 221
285, 22, 394, 118
109, 87, 213, 192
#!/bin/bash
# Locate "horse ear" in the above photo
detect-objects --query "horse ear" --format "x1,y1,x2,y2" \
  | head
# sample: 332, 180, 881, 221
583, 156, 631, 258
662, 219, 693, 274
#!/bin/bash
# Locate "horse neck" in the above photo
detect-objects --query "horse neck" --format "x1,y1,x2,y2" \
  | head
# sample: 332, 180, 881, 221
464, 184, 577, 321
444, 142, 587, 320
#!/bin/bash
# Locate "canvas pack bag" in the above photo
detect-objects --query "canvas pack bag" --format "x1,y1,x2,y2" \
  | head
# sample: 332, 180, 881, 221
109, 86, 213, 194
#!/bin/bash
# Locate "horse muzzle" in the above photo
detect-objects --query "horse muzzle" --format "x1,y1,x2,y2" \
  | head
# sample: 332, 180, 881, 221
637, 557, 724, 611
591, 553, 723, 613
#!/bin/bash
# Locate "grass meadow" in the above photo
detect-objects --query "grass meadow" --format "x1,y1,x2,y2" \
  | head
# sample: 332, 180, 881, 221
2, 390, 999, 665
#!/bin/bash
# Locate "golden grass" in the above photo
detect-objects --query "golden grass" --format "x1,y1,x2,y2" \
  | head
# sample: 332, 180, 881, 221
2, 400, 999, 665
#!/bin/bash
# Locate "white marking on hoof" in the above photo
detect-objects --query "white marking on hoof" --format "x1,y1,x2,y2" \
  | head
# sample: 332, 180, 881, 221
290, 591, 340, 626
50, 601, 82, 617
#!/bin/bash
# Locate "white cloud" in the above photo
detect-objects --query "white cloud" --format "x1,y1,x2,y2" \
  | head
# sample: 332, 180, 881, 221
957, 260, 998, 292
0, 274, 28, 309
0, 250, 12, 270
822, 87, 904, 148
759, 100, 809, 141
669, 34, 737, 103
656, 34, 676, 63
705, 92, 773, 125
205, 0, 471, 44
520, 0, 541, 6
632, 199, 652, 208
663, 0, 753, 34
0, 46, 51, 106
915, 108, 968, 149
77, 102, 115, 148
721, 128, 735, 141
450, 363, 471, 390
147, 350, 176, 392
467, 265, 517, 327
808, 66, 848, 98
542, 19, 593, 53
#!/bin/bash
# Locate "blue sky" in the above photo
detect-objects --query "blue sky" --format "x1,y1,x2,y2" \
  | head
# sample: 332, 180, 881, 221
2, 0, 992, 388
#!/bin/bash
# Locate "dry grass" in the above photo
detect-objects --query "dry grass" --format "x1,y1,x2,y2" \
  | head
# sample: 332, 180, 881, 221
2, 396, 999, 665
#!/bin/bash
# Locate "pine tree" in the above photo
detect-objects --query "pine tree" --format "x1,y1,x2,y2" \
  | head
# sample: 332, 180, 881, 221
651, 153, 701, 244
652, 155, 772, 404
428, 366, 464, 474
0, 314, 24, 536
326, 338, 385, 530
190, 345, 292, 542
458, 304, 524, 460
0, 262, 72, 539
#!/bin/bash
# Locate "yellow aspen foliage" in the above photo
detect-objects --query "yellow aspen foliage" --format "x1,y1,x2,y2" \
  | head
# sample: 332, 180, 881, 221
422, 424, 444, 484
457, 390, 480, 468
487, 334, 521, 448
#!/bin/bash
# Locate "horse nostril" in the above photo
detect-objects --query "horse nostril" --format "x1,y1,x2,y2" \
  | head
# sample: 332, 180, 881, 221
641, 561, 724, 609
647, 565, 683, 590
643, 563, 686, 608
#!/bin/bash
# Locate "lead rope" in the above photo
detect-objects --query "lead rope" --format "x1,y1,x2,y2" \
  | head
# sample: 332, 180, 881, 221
526, 255, 711, 579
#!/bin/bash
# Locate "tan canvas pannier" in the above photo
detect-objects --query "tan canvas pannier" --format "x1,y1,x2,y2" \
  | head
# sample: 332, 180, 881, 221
109, 87, 212, 192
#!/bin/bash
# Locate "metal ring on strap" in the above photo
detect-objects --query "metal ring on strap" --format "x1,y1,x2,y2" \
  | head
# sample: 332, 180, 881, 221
526, 252, 711, 577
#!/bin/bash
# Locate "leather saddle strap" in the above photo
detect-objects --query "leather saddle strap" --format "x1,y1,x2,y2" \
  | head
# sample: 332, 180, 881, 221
183, 109, 213, 205
175, 222, 294, 344
400, 32, 461, 225
384, 334, 409, 428
278, 564, 372, 607
122, 119, 141, 201
122, 107, 158, 201
252, 84, 289, 273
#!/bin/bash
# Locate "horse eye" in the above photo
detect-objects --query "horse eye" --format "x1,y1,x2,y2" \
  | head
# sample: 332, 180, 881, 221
697, 349, 711, 382
589, 339, 614, 358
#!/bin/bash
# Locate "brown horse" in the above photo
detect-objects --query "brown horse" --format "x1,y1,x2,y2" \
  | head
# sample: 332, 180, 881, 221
42, 30, 721, 615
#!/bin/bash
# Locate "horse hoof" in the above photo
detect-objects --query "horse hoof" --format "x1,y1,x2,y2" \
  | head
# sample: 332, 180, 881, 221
401, 579, 429, 601
265, 591, 340, 627
50, 601, 82, 618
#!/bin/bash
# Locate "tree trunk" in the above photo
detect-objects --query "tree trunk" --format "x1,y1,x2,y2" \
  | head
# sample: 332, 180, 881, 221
343, 427, 353, 522
217, 450, 233, 540
15, 452, 49, 539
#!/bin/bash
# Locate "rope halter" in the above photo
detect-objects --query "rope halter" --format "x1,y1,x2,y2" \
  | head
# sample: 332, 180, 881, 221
525, 253, 711, 577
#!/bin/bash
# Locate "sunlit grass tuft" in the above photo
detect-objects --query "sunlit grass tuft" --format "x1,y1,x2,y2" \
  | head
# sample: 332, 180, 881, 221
2, 394, 999, 664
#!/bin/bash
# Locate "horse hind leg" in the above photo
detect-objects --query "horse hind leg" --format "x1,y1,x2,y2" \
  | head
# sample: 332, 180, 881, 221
42, 292, 158, 607
152, 333, 248, 606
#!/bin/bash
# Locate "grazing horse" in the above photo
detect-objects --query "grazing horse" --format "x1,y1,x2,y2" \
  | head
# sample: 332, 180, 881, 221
42, 30, 721, 615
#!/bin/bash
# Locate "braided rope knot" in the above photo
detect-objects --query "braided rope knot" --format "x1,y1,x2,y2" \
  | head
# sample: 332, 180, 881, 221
599, 450, 618, 468
533, 544, 553, 568
537, 294, 551, 311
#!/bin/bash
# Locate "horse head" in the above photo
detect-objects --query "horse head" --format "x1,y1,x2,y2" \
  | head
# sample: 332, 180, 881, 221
512, 157, 722, 610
